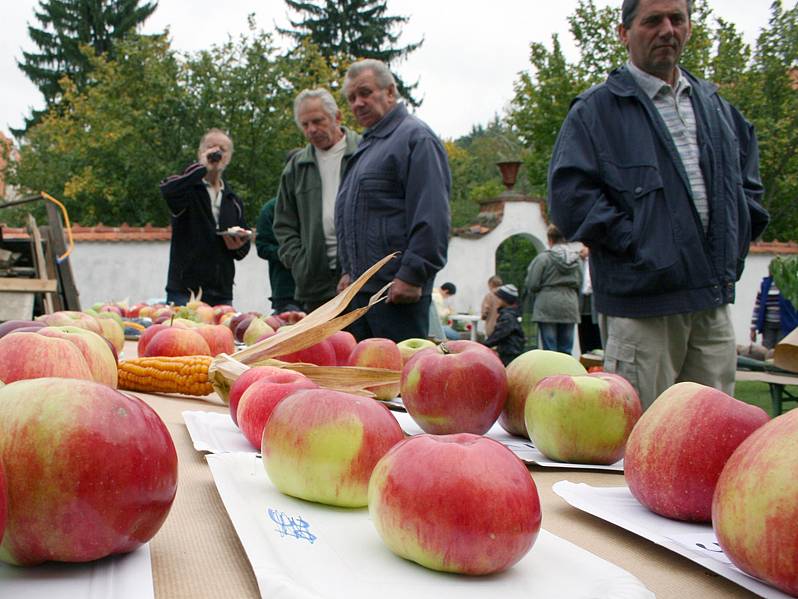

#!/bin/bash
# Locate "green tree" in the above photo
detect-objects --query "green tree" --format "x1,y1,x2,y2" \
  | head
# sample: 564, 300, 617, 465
279, 0, 423, 105
17, 0, 158, 131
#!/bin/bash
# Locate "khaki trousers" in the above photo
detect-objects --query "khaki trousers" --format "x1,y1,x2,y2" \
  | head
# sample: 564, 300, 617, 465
599, 305, 736, 410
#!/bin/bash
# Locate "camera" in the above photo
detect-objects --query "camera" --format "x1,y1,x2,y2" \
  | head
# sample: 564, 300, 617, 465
207, 150, 223, 163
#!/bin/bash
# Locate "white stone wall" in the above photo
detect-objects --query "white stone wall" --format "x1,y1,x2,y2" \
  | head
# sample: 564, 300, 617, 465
68, 211, 775, 347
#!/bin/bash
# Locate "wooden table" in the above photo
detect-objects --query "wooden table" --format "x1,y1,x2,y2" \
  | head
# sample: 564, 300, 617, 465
136, 386, 759, 599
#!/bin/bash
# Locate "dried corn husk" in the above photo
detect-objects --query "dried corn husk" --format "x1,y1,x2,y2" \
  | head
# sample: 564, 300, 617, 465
774, 326, 798, 373
208, 253, 401, 401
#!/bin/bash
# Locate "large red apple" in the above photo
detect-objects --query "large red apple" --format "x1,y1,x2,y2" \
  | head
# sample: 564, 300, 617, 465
0, 332, 94, 383
37, 326, 118, 388
368, 433, 541, 575
143, 327, 212, 357
0, 319, 45, 340
327, 330, 357, 366
500, 349, 587, 437
524, 372, 641, 464
400, 340, 507, 434
277, 338, 337, 367
712, 408, 798, 596
37, 310, 103, 336
0, 458, 6, 543
262, 388, 404, 507
195, 324, 235, 356
227, 366, 285, 426
0, 378, 178, 566
237, 372, 318, 449
347, 337, 402, 399
624, 382, 769, 522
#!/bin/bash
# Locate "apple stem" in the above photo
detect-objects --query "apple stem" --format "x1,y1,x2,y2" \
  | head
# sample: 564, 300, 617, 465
440, 343, 451, 355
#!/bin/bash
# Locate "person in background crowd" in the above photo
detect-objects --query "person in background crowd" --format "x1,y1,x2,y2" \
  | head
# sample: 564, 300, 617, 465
577, 246, 602, 353
524, 224, 582, 355
750, 259, 798, 349
160, 128, 251, 307
483, 284, 525, 365
547, 0, 769, 408
432, 282, 459, 340
336, 59, 451, 342
255, 202, 302, 314
274, 88, 361, 313
481, 275, 504, 337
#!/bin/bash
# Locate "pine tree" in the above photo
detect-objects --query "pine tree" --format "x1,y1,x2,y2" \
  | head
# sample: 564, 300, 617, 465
279, 0, 423, 106
17, 0, 158, 132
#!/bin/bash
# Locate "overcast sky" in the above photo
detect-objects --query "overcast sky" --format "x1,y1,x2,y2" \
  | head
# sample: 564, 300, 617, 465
0, 0, 778, 140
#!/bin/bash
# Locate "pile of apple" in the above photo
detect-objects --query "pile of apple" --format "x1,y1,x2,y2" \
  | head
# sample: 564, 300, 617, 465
0, 317, 178, 566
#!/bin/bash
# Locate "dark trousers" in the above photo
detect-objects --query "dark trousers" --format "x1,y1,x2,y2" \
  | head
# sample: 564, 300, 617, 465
345, 292, 431, 343
167, 289, 232, 307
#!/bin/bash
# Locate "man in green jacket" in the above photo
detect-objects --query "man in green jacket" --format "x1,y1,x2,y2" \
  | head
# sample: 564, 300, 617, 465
274, 88, 361, 312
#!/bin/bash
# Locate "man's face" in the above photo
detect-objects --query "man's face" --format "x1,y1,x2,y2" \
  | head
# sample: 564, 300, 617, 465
345, 69, 396, 129
618, 0, 692, 84
297, 98, 342, 151
198, 132, 232, 172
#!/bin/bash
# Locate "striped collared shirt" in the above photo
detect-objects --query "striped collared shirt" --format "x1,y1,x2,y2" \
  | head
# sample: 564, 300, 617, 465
626, 61, 708, 232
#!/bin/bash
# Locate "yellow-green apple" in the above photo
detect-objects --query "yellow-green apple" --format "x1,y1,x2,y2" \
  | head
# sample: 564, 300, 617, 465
0, 320, 45, 339
228, 365, 285, 425
195, 324, 235, 356
0, 378, 178, 566
0, 332, 94, 383
237, 372, 318, 449
712, 408, 798, 596
347, 337, 402, 400
500, 349, 587, 437
277, 339, 337, 367
232, 313, 259, 342
243, 318, 274, 346
37, 326, 118, 388
524, 372, 642, 464
95, 312, 125, 354
143, 327, 211, 357
193, 304, 216, 324
396, 337, 437, 366
327, 330, 357, 366
218, 311, 236, 329
368, 433, 542, 575
625, 382, 769, 522
401, 340, 507, 434
262, 388, 403, 507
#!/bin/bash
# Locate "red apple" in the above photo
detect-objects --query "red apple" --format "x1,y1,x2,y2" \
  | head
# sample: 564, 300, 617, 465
0, 458, 6, 543
137, 323, 168, 357
99, 304, 123, 317
277, 310, 306, 324
264, 314, 285, 331
37, 326, 118, 388
193, 304, 216, 324
243, 318, 274, 346
0, 332, 94, 383
262, 388, 404, 507
233, 313, 258, 343
37, 310, 103, 336
500, 349, 587, 437
277, 339, 337, 367
524, 372, 642, 464
712, 408, 798, 596
228, 365, 285, 426
347, 337, 402, 399
195, 324, 235, 356
213, 304, 236, 324
0, 377, 178, 566
625, 382, 770, 522
143, 327, 212, 357
368, 433, 541, 575
327, 330, 357, 366
125, 303, 149, 318
401, 340, 507, 434
0, 320, 45, 339
237, 372, 318, 449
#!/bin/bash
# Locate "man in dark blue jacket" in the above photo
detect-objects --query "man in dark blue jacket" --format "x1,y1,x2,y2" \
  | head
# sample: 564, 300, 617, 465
160, 129, 251, 306
548, 0, 769, 409
335, 59, 451, 342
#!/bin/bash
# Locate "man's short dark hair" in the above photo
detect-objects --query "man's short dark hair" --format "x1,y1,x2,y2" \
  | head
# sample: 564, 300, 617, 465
440, 282, 457, 295
621, 0, 693, 29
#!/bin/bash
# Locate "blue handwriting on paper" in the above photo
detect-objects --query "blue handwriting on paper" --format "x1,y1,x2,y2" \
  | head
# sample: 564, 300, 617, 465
268, 508, 317, 544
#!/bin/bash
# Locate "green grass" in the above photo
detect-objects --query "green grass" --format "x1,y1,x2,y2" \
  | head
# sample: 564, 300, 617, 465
735, 381, 796, 417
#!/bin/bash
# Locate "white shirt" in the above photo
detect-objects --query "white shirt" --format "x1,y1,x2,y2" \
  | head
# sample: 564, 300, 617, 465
203, 178, 225, 226
316, 135, 347, 268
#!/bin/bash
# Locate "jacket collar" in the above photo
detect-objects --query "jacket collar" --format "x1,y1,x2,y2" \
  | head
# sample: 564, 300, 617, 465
606, 64, 717, 99
298, 126, 360, 164
363, 102, 407, 139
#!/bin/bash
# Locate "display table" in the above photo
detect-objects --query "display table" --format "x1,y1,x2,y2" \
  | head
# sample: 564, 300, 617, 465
136, 387, 757, 599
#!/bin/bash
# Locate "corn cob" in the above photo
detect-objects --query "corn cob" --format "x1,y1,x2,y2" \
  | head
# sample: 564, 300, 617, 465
118, 355, 214, 396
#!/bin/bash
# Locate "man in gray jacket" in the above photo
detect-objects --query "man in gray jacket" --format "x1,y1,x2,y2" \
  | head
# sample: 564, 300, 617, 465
524, 225, 582, 354
336, 59, 451, 342
548, 0, 768, 408
274, 89, 361, 312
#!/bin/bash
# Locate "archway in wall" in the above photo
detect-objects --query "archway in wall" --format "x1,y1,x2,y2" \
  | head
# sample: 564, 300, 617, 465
495, 233, 545, 350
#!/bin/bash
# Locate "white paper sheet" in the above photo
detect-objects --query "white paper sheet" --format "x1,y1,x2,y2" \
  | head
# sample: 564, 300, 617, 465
0, 544, 154, 599
183, 408, 624, 471
207, 452, 652, 599
552, 481, 792, 599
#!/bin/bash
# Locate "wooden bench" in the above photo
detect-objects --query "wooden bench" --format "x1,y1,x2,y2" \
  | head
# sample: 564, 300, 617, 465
736, 370, 798, 416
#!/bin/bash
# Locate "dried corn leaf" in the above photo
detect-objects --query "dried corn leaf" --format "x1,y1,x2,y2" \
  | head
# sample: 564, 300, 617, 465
774, 327, 798, 373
